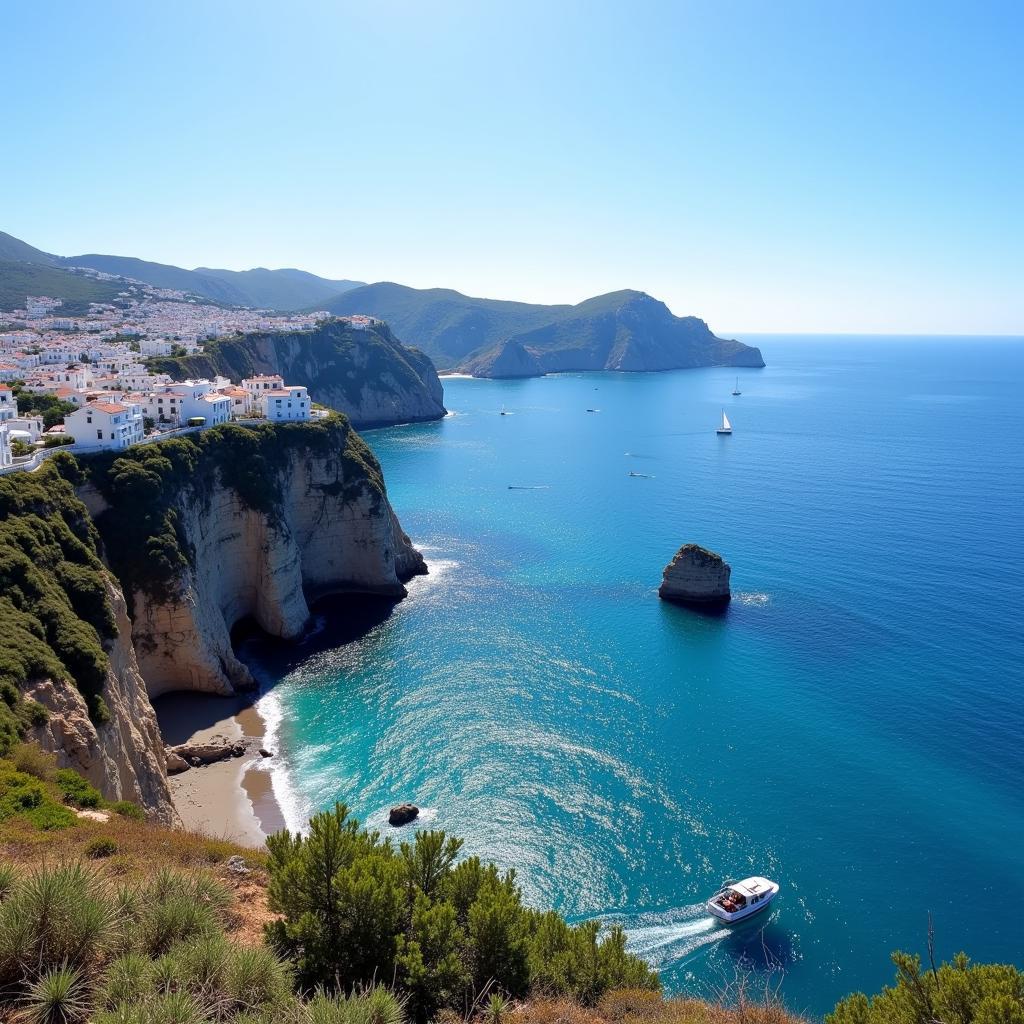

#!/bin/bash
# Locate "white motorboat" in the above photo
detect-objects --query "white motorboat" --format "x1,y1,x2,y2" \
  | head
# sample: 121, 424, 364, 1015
716, 410, 732, 435
707, 876, 779, 924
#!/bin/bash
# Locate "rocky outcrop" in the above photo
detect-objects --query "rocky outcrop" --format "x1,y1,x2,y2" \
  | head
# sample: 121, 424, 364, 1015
461, 340, 542, 379
389, 803, 419, 826
658, 544, 731, 609
94, 421, 427, 698
27, 576, 175, 824
148, 319, 446, 428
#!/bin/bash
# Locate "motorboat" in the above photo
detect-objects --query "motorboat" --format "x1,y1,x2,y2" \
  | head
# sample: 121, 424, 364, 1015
707, 876, 779, 924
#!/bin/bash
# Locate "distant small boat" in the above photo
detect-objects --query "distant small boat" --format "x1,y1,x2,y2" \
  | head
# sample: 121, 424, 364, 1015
707, 877, 779, 924
586, 408, 600, 413
628, 471, 653, 479
717, 410, 732, 435
732, 377, 741, 396
500, 405, 509, 416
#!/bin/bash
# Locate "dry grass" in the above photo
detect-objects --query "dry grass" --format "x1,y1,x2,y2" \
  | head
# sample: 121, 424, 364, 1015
0, 814, 276, 946
508, 990, 807, 1024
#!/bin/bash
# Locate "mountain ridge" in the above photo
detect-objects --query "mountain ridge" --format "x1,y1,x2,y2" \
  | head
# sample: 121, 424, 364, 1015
322, 282, 765, 376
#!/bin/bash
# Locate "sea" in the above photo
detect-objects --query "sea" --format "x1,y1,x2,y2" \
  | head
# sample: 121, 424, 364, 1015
238, 335, 1024, 1018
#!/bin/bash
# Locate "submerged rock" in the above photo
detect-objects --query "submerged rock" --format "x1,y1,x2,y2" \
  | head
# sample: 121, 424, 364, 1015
659, 544, 731, 608
389, 803, 420, 827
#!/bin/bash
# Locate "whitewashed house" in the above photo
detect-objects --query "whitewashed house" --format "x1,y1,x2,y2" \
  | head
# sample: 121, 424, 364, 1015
0, 386, 15, 422
64, 401, 144, 451
0, 422, 12, 467
259, 385, 311, 422
241, 374, 285, 405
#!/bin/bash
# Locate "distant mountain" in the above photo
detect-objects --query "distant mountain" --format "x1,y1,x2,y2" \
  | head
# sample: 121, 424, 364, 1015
322, 283, 765, 376
0, 231, 363, 311
0, 231, 59, 266
61, 254, 247, 305
0, 260, 126, 315
195, 266, 362, 311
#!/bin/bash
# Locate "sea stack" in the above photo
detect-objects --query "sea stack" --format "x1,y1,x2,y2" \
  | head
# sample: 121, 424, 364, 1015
658, 544, 731, 609
389, 803, 420, 827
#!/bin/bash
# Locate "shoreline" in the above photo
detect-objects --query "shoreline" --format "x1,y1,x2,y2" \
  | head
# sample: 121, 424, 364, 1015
153, 691, 286, 848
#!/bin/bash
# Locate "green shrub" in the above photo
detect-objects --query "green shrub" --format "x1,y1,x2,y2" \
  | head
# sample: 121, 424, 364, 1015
266, 805, 657, 1019
828, 951, 1024, 1024
22, 964, 90, 1024
10, 741, 57, 781
111, 800, 145, 821
56, 768, 103, 808
0, 760, 76, 830
87, 837, 120, 859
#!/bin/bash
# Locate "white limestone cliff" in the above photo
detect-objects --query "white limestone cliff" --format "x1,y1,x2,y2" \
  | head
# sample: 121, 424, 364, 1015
129, 441, 426, 698
27, 576, 176, 824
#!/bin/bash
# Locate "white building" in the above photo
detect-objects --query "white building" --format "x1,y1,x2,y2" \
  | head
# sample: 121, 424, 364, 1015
64, 401, 144, 451
0, 386, 15, 422
241, 374, 285, 402
260, 385, 311, 422
0, 422, 11, 467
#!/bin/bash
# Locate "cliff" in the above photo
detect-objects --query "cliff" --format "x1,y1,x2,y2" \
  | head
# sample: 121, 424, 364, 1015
84, 417, 426, 698
0, 457, 174, 822
147, 318, 446, 428
321, 282, 765, 376
0, 418, 425, 819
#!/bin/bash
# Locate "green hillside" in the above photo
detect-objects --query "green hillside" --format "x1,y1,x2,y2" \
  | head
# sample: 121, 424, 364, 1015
0, 230, 58, 265
196, 266, 363, 310
322, 283, 765, 375
0, 260, 126, 314
61, 254, 246, 304
321, 282, 569, 367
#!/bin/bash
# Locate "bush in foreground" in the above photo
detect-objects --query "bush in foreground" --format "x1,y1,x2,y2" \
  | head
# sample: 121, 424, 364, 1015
827, 951, 1024, 1024
266, 804, 658, 1021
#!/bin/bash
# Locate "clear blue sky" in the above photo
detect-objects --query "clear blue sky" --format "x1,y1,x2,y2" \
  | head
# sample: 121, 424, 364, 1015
2, 0, 1021, 333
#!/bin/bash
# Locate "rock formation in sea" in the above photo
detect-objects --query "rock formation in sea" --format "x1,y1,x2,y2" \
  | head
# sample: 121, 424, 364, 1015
389, 803, 420, 826
146, 318, 446, 428
658, 544, 732, 608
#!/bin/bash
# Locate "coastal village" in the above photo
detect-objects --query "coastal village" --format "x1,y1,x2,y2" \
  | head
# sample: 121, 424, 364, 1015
0, 276, 379, 469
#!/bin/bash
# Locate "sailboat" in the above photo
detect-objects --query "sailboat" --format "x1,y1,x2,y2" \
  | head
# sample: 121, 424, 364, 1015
716, 410, 732, 435
732, 377, 741, 396
500, 404, 508, 416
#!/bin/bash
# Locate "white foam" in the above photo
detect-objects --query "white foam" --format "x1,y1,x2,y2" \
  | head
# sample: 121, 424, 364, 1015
255, 685, 311, 835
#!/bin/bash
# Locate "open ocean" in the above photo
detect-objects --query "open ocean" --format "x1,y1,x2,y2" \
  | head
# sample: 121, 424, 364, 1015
239, 336, 1024, 1018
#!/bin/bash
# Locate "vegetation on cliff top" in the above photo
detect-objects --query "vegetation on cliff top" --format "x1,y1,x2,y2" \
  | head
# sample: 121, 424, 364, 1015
143, 318, 443, 427
0, 457, 115, 737
84, 417, 386, 607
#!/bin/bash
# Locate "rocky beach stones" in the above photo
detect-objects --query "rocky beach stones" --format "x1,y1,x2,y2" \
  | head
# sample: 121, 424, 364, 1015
659, 543, 731, 609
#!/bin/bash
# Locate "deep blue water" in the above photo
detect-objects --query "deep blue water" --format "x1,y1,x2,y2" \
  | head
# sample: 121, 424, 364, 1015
242, 336, 1024, 1018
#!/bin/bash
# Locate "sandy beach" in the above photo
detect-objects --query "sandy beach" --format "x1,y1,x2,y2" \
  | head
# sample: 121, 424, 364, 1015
154, 692, 286, 847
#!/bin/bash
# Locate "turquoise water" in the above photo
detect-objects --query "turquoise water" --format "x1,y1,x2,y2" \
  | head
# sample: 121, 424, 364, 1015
242, 337, 1024, 1018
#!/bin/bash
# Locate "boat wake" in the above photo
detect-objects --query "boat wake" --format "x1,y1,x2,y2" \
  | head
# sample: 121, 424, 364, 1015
602, 905, 729, 970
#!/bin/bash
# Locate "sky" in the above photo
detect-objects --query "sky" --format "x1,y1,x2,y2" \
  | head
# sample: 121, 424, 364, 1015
1, 0, 1022, 334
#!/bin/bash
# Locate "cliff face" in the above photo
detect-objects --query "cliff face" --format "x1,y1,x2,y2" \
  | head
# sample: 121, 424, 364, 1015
148, 319, 446, 428
28, 577, 175, 823
89, 418, 426, 699
1, 419, 423, 823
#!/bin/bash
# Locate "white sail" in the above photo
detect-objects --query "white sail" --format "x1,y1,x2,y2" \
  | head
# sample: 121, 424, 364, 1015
722, 411, 731, 430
